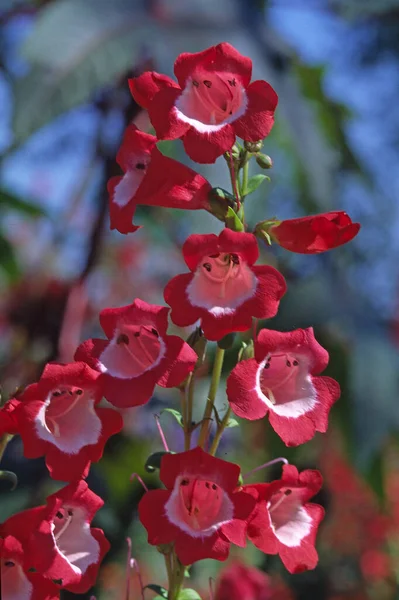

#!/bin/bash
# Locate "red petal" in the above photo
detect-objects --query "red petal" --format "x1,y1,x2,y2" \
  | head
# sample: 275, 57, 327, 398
255, 327, 329, 375
136, 148, 211, 211
148, 87, 190, 140
182, 124, 235, 164
108, 176, 141, 234
164, 273, 201, 328
115, 124, 156, 171
182, 230, 259, 272
155, 335, 197, 388
227, 359, 268, 421
234, 80, 278, 141
99, 299, 170, 340
175, 531, 230, 564
174, 43, 252, 89
128, 71, 178, 109
138, 489, 178, 545
160, 447, 241, 492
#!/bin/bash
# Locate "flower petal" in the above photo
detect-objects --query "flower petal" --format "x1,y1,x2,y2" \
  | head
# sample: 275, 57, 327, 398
233, 80, 278, 141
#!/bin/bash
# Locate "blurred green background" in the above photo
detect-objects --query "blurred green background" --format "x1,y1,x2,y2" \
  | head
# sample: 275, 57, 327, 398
1, 0, 399, 598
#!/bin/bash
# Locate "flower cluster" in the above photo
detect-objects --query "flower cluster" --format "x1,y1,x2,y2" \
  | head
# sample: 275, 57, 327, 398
0, 41, 360, 599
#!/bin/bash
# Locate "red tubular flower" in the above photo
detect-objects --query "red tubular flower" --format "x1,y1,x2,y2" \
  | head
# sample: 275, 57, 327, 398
0, 481, 108, 596
226, 328, 340, 446
246, 465, 324, 574
10, 362, 123, 481
270, 212, 360, 254
129, 43, 278, 164
108, 124, 212, 234
215, 561, 272, 600
0, 534, 60, 600
139, 447, 256, 565
75, 298, 197, 408
164, 229, 286, 341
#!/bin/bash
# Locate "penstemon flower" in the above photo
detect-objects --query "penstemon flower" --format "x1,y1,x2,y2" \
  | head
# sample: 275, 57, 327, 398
164, 229, 286, 341
226, 328, 340, 445
3, 362, 123, 481
139, 447, 256, 565
0, 480, 109, 597
265, 211, 360, 254
108, 124, 212, 234
245, 465, 324, 574
75, 298, 197, 408
129, 42, 278, 163
0, 40, 361, 600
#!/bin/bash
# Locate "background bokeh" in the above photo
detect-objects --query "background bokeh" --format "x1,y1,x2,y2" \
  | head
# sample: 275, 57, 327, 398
1, 0, 399, 598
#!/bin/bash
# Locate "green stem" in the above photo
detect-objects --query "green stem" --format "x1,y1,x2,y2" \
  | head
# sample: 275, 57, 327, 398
227, 151, 241, 211
241, 156, 249, 197
180, 386, 190, 452
185, 372, 196, 451
209, 407, 232, 456
168, 551, 185, 600
198, 347, 225, 448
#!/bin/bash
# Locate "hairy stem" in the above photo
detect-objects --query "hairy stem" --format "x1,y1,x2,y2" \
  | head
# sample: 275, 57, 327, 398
198, 347, 225, 448
209, 407, 232, 456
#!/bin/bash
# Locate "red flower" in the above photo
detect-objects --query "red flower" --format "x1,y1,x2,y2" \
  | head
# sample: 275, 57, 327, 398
0, 535, 59, 600
226, 328, 340, 446
215, 561, 272, 600
270, 212, 360, 254
139, 447, 256, 565
129, 43, 278, 164
0, 480, 108, 595
0, 399, 19, 436
9, 362, 123, 481
108, 124, 211, 234
75, 299, 197, 408
164, 229, 286, 341
246, 465, 324, 574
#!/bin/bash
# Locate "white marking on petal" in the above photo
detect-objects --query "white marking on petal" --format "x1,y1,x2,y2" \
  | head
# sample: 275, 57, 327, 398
186, 256, 257, 315
164, 475, 234, 539
255, 357, 317, 418
35, 390, 102, 454
268, 500, 313, 547
113, 170, 144, 208
174, 83, 248, 134
52, 506, 100, 575
1, 562, 33, 600
98, 335, 166, 380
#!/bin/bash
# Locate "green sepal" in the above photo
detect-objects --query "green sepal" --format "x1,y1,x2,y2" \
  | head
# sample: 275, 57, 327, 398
144, 451, 171, 473
160, 408, 184, 428
0, 470, 18, 491
226, 207, 244, 232
226, 418, 240, 428
177, 589, 202, 600
144, 584, 168, 599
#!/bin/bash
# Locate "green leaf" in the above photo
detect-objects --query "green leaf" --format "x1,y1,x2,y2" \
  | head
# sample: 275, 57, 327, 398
243, 174, 269, 196
144, 584, 168, 599
177, 589, 202, 600
144, 451, 170, 473
11, 0, 157, 146
225, 207, 244, 232
161, 408, 183, 428
226, 418, 240, 428
0, 234, 20, 282
0, 188, 46, 217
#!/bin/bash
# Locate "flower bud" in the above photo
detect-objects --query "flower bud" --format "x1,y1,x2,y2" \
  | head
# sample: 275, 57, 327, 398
256, 153, 273, 169
208, 187, 237, 221
244, 140, 263, 153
